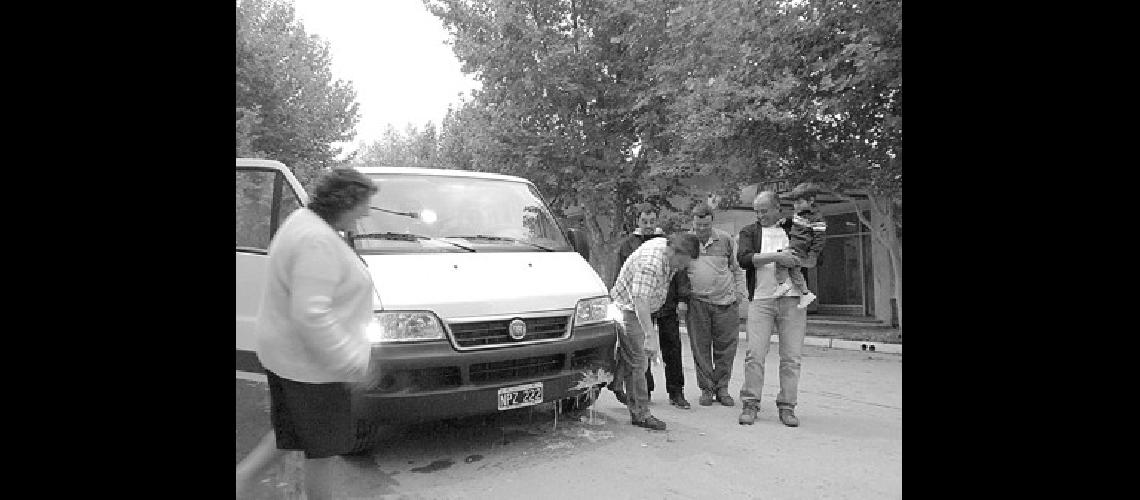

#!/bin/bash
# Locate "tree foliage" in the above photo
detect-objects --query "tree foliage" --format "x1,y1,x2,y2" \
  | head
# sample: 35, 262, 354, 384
648, 0, 902, 329
419, 0, 901, 325
649, 0, 899, 196
236, 0, 360, 189
424, 0, 687, 283
350, 121, 449, 169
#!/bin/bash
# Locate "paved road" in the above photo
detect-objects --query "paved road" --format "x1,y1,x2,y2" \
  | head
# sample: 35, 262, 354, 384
237, 336, 901, 499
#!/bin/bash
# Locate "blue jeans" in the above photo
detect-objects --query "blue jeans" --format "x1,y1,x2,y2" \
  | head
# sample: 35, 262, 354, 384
615, 310, 651, 419
739, 297, 807, 409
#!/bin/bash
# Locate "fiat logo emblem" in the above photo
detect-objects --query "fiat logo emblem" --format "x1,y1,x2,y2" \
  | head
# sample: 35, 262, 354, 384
508, 319, 527, 340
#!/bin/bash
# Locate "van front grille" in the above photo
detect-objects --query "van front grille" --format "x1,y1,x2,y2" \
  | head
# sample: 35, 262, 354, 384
369, 367, 462, 393
448, 315, 570, 348
468, 354, 564, 384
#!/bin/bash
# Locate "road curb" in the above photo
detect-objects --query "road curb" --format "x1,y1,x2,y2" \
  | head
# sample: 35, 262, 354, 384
678, 326, 901, 354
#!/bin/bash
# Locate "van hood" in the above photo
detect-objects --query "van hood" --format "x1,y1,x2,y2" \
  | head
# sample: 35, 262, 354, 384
362, 252, 608, 320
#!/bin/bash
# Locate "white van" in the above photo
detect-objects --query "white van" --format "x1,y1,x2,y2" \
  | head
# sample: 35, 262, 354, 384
236, 159, 617, 450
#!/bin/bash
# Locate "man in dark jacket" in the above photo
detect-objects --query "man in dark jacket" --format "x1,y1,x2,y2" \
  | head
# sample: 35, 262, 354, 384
610, 205, 692, 409
735, 191, 818, 427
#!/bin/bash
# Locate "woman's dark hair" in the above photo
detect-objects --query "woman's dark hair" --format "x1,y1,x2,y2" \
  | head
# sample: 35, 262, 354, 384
307, 167, 378, 225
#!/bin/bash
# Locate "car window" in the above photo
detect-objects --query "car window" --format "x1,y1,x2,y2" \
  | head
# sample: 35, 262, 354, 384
237, 168, 302, 252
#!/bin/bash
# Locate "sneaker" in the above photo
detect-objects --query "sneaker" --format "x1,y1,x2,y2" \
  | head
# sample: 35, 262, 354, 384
797, 292, 817, 309
669, 393, 691, 409
715, 389, 736, 407
738, 402, 760, 425
632, 414, 667, 431
699, 390, 716, 406
778, 408, 800, 427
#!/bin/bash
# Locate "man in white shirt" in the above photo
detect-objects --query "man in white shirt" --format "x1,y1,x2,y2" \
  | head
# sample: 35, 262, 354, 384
735, 191, 814, 427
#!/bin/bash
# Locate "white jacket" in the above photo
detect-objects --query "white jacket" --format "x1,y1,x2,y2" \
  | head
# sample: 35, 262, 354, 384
255, 208, 373, 383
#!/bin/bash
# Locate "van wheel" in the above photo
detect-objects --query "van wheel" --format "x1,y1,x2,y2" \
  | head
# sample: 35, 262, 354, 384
344, 419, 382, 456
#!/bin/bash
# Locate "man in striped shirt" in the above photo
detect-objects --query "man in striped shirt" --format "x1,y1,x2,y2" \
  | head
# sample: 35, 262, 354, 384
610, 233, 701, 430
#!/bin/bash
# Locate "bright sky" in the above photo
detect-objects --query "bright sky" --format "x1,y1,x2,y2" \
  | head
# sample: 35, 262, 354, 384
292, 0, 480, 159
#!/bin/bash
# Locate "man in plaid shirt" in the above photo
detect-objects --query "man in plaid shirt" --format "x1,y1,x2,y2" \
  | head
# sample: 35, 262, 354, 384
610, 233, 701, 430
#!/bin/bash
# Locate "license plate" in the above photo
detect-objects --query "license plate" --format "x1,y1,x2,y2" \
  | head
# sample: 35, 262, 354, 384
497, 382, 543, 410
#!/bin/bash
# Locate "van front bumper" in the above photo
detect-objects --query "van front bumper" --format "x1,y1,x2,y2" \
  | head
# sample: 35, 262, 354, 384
352, 321, 617, 424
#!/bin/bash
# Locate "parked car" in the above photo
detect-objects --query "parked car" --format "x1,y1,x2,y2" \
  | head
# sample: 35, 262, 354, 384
236, 158, 617, 452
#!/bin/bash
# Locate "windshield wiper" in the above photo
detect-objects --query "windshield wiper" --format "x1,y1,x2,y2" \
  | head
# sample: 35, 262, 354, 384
443, 235, 556, 252
353, 232, 474, 252
370, 206, 420, 219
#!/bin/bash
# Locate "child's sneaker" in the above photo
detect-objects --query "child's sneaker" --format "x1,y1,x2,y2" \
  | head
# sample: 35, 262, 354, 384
772, 280, 793, 296
797, 292, 816, 309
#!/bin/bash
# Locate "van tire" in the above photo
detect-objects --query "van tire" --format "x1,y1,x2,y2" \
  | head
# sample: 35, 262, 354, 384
344, 419, 382, 456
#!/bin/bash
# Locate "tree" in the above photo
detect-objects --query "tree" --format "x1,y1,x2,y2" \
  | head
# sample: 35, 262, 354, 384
650, 0, 902, 332
437, 102, 481, 171
425, 0, 683, 284
410, 122, 440, 167
236, 0, 360, 189
351, 121, 445, 168
423, 0, 902, 328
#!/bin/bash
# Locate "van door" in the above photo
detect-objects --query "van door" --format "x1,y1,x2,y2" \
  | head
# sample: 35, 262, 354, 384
236, 161, 304, 372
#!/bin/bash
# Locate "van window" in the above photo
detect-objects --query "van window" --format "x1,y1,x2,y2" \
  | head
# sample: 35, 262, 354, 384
356, 174, 572, 253
236, 168, 302, 252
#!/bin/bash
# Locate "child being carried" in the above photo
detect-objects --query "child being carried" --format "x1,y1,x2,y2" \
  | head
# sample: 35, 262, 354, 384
772, 183, 828, 309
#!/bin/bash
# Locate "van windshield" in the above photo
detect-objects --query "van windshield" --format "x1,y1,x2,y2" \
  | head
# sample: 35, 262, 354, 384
354, 173, 573, 254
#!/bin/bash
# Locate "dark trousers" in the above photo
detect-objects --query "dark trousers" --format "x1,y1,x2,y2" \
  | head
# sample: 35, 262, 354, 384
645, 313, 685, 396
686, 299, 740, 392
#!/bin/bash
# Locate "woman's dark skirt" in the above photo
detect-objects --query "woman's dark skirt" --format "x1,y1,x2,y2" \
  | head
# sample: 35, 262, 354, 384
266, 370, 354, 459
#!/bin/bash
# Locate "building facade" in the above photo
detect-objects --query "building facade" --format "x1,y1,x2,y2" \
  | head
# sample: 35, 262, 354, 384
560, 178, 899, 326
705, 182, 897, 325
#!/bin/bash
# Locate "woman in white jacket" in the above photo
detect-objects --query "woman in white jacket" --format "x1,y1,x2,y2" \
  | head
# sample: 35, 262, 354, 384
237, 167, 378, 500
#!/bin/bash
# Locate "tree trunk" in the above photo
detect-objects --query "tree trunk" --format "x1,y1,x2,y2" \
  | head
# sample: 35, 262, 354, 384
885, 237, 902, 337
837, 191, 902, 336
583, 212, 619, 288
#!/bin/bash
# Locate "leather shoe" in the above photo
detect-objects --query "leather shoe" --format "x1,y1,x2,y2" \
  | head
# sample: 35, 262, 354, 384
632, 414, 667, 431
669, 393, 691, 409
778, 408, 800, 427
699, 390, 716, 406
738, 402, 760, 425
715, 389, 736, 407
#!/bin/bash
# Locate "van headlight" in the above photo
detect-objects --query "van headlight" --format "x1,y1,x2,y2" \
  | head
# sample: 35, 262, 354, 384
365, 311, 446, 343
574, 297, 614, 327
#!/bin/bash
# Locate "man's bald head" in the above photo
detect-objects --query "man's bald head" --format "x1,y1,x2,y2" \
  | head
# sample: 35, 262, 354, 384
753, 191, 779, 210
752, 191, 782, 226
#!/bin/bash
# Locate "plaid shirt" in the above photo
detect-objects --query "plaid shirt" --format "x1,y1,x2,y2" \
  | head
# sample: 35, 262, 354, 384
610, 237, 675, 312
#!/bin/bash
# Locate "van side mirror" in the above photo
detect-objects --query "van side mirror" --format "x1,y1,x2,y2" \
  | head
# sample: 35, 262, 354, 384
566, 228, 590, 261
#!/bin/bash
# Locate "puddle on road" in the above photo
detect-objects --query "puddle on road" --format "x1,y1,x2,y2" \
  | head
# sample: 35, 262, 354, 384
368, 406, 626, 477
410, 459, 455, 473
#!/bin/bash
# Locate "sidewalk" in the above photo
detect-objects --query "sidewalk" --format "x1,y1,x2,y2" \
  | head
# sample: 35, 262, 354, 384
678, 324, 902, 354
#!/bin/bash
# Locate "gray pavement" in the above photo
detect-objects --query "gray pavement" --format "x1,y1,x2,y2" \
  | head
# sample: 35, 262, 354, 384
236, 333, 901, 499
